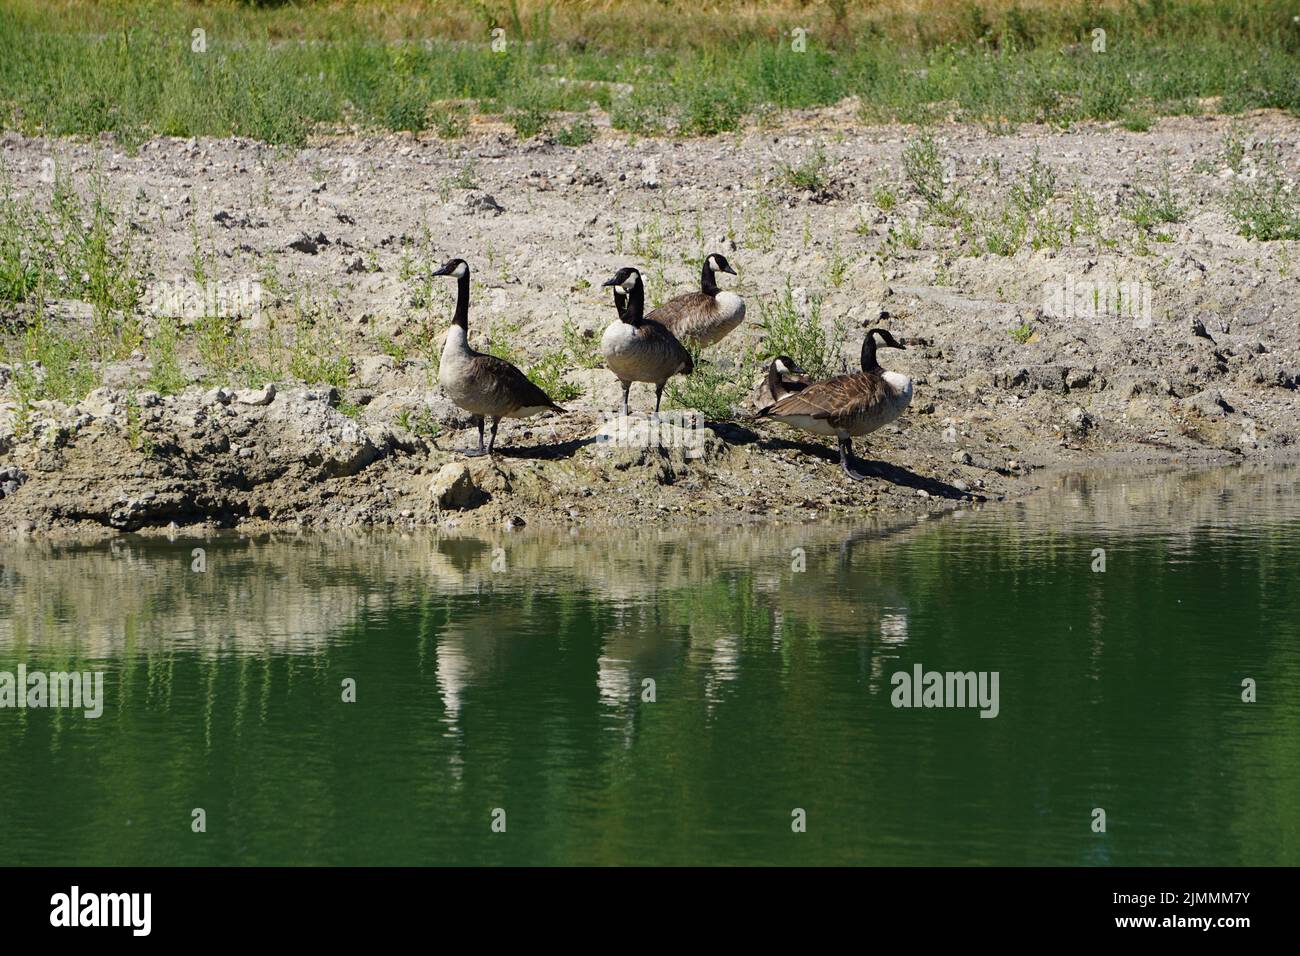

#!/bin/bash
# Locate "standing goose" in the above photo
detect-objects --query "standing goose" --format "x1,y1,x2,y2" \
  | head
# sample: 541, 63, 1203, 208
758, 329, 912, 481
433, 258, 564, 456
647, 253, 745, 348
600, 266, 694, 417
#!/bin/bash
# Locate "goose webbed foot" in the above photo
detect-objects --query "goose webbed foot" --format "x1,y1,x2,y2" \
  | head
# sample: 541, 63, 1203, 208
839, 437, 870, 482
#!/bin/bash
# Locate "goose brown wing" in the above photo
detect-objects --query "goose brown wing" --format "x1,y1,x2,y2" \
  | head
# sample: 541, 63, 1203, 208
465, 353, 563, 411
647, 292, 715, 339
764, 373, 887, 425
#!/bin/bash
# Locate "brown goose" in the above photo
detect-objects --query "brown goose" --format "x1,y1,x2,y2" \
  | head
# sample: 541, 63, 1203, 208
600, 266, 694, 417
647, 253, 745, 348
758, 329, 912, 481
433, 258, 564, 456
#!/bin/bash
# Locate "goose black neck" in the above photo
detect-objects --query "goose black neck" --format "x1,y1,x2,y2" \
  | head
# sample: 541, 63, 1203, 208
767, 362, 783, 397
700, 258, 719, 296
621, 282, 645, 324
452, 272, 470, 329
860, 333, 881, 373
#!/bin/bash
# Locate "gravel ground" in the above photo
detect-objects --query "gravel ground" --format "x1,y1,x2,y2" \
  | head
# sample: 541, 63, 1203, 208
1, 108, 1297, 536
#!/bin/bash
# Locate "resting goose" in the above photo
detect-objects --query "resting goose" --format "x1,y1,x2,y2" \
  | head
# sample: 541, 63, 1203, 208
763, 355, 814, 407
647, 253, 745, 348
433, 258, 564, 456
758, 329, 912, 481
600, 266, 694, 417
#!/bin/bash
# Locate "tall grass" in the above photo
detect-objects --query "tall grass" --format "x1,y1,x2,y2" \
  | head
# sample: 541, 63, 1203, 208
0, 1, 1296, 145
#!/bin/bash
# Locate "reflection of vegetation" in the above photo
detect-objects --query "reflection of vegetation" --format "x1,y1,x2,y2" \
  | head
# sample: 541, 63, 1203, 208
2, 464, 1298, 865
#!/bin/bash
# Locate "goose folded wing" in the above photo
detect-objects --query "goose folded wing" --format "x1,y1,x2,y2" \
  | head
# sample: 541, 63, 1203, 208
468, 353, 561, 410
647, 293, 714, 336
766, 374, 887, 421
638, 320, 695, 373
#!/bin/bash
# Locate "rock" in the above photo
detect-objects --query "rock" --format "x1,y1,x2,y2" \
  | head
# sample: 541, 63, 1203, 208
459, 193, 504, 216
203, 386, 234, 406
1067, 406, 1097, 436
951, 450, 972, 465
1183, 389, 1232, 417
78, 387, 123, 421
288, 232, 330, 254
233, 383, 276, 406
356, 355, 396, 388
346, 256, 366, 274
431, 462, 487, 510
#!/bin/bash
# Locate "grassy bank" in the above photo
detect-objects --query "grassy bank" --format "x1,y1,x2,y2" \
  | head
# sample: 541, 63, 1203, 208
1, 0, 1297, 144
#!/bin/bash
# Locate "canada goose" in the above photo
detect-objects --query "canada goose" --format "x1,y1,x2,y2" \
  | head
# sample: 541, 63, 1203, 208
600, 266, 694, 417
432, 258, 564, 456
758, 329, 912, 481
763, 355, 814, 407
647, 253, 745, 348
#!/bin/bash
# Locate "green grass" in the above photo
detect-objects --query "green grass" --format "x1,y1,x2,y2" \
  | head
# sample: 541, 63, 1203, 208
0, 1, 1296, 146
666, 346, 754, 420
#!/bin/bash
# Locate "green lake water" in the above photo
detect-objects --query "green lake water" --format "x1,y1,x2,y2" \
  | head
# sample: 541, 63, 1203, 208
2, 464, 1298, 866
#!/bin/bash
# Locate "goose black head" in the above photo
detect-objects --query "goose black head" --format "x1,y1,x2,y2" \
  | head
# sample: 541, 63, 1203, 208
430, 258, 469, 279
603, 267, 644, 322
706, 253, 737, 276
867, 328, 905, 350
771, 355, 803, 374
860, 328, 904, 372
601, 267, 642, 292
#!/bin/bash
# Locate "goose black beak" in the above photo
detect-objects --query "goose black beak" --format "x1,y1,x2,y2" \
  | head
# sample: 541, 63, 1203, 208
430, 263, 455, 277
722, 263, 737, 275
601, 276, 619, 288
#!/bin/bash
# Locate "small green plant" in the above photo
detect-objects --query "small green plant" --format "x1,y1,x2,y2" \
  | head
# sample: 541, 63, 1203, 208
561, 316, 603, 369
525, 348, 583, 403
1009, 321, 1034, 344
744, 193, 778, 253
509, 105, 551, 139
902, 132, 964, 221
554, 118, 596, 146
1126, 166, 1186, 229
757, 281, 846, 380
1225, 154, 1300, 241
665, 347, 752, 420
146, 317, 187, 395
778, 144, 831, 193
1009, 149, 1056, 214
872, 183, 898, 212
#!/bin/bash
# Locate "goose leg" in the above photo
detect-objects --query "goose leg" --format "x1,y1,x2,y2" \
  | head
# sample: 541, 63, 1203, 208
487, 416, 501, 455
839, 436, 869, 482
653, 383, 665, 421
463, 415, 487, 457
620, 381, 631, 418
